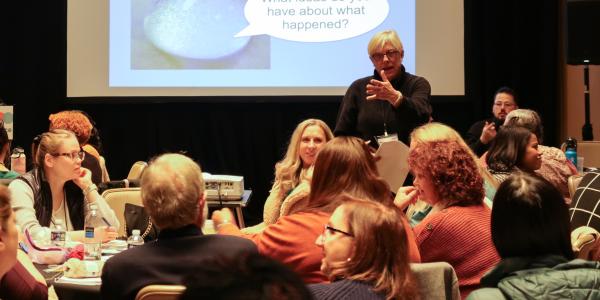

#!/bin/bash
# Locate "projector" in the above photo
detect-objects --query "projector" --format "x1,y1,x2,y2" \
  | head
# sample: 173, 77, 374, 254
203, 173, 244, 201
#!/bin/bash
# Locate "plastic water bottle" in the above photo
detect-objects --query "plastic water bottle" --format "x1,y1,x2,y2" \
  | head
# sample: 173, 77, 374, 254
564, 137, 577, 166
50, 218, 66, 247
84, 204, 102, 260
127, 229, 144, 249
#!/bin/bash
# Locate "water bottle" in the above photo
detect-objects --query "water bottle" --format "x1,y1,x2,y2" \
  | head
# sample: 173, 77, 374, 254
10, 147, 26, 174
564, 137, 577, 166
50, 218, 66, 247
84, 204, 102, 261
127, 229, 144, 249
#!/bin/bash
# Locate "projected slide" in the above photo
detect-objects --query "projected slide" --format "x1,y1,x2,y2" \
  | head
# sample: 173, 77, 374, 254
109, 0, 415, 89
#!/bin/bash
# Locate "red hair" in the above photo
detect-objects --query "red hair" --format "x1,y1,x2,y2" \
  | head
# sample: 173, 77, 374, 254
408, 140, 484, 207
48, 111, 93, 145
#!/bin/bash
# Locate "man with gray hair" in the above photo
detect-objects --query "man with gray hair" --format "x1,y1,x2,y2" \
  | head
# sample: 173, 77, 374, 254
101, 153, 257, 300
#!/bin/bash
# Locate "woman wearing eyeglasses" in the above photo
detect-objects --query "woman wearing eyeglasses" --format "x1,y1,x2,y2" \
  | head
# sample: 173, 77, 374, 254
310, 197, 419, 300
334, 29, 431, 146
212, 136, 420, 283
8, 129, 119, 242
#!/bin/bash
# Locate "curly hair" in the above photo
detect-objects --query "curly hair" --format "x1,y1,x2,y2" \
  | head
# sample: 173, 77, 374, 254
48, 110, 93, 145
408, 140, 484, 207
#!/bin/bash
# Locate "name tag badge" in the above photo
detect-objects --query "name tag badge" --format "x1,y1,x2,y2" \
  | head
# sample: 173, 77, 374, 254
376, 133, 398, 146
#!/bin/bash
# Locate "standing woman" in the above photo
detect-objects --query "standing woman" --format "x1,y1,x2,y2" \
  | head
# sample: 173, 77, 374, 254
243, 119, 333, 233
9, 129, 119, 241
335, 29, 431, 145
310, 197, 419, 300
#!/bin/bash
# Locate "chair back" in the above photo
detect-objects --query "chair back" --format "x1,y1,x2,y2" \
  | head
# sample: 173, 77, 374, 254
135, 285, 186, 300
410, 262, 460, 300
127, 161, 148, 180
568, 174, 584, 199
102, 187, 142, 237
579, 141, 600, 168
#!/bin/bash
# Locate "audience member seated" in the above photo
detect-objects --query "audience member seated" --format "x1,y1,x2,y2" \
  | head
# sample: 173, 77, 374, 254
395, 140, 500, 298
48, 110, 103, 184
0, 125, 19, 180
309, 197, 418, 300
9, 129, 119, 242
101, 153, 257, 300
405, 123, 498, 227
485, 126, 542, 184
79, 111, 111, 182
466, 87, 518, 156
212, 136, 420, 283
468, 172, 600, 300
181, 253, 311, 300
501, 109, 577, 199
570, 170, 600, 232
0, 185, 48, 299
242, 119, 333, 234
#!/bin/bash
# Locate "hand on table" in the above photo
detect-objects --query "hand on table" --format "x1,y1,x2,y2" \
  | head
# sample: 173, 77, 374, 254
96, 226, 118, 243
211, 208, 237, 229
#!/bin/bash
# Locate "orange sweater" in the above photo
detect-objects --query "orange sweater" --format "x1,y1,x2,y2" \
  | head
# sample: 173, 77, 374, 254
220, 211, 421, 284
414, 205, 500, 299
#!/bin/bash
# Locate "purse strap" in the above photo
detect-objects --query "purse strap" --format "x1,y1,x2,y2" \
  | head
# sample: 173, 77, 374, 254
124, 215, 154, 239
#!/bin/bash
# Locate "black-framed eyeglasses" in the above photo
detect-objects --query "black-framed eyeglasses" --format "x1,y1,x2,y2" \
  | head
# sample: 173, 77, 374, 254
324, 224, 353, 237
370, 49, 401, 62
52, 150, 85, 161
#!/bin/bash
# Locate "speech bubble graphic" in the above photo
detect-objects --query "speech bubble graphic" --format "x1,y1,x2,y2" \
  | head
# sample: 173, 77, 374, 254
236, 0, 390, 42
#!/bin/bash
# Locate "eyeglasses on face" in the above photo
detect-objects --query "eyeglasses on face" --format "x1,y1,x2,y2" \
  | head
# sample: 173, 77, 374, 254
52, 150, 85, 160
370, 49, 401, 62
323, 224, 353, 238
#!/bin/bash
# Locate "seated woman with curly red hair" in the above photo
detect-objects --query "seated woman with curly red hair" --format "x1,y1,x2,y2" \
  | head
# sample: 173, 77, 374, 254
395, 140, 500, 299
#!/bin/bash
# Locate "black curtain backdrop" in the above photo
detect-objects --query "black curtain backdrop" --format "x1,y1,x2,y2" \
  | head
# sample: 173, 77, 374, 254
0, 0, 561, 225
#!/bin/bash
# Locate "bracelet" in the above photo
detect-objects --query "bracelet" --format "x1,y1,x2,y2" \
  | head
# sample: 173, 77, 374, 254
83, 183, 98, 197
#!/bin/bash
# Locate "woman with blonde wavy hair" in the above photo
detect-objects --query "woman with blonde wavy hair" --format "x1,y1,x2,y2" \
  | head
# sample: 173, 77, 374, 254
242, 119, 333, 233
402, 122, 498, 226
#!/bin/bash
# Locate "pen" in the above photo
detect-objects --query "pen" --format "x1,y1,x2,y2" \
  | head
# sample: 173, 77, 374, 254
102, 217, 112, 227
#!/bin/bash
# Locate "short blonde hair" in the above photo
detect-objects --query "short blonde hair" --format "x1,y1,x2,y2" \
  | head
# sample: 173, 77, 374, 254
141, 153, 204, 229
368, 30, 404, 57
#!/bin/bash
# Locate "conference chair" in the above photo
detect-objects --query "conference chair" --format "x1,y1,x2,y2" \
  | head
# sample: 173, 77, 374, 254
410, 262, 460, 300
102, 187, 143, 237
127, 161, 148, 180
578, 141, 600, 168
135, 285, 186, 300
